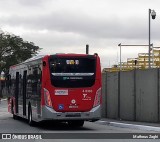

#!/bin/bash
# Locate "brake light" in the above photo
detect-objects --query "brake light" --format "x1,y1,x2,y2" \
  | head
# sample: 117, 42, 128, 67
93, 88, 101, 107
44, 88, 52, 107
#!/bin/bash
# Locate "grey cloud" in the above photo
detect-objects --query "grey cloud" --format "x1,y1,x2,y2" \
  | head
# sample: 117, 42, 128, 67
0, 11, 159, 40
16, 0, 49, 6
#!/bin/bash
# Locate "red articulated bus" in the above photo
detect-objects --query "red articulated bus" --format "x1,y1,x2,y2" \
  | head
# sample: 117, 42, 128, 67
8, 53, 102, 127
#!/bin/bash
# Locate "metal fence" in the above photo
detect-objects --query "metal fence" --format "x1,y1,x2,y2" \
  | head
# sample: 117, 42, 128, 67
102, 68, 160, 122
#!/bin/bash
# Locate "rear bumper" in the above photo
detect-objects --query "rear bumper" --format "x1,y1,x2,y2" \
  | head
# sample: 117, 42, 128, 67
41, 105, 101, 121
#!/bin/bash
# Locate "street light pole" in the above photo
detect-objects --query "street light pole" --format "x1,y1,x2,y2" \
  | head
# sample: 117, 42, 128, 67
149, 9, 151, 68
118, 43, 122, 71
148, 9, 156, 68
120, 44, 121, 71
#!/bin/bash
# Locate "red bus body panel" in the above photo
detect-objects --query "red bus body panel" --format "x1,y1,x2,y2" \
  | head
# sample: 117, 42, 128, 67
8, 53, 102, 122
41, 54, 101, 112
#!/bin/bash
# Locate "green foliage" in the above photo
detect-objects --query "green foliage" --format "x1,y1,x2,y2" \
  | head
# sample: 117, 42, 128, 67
0, 31, 41, 73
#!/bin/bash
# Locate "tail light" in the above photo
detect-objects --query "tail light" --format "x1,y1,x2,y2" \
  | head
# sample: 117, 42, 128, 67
93, 88, 102, 107
44, 88, 52, 107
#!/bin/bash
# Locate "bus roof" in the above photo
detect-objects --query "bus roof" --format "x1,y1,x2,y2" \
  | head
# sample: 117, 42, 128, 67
10, 53, 98, 68
24, 54, 45, 63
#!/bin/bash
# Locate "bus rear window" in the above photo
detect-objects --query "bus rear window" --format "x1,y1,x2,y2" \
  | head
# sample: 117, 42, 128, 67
49, 57, 96, 88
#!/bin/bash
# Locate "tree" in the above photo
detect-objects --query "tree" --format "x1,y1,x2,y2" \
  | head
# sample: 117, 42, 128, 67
0, 31, 41, 74
0, 31, 41, 98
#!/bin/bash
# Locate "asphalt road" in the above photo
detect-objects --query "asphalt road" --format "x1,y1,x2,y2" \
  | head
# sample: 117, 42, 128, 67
0, 100, 159, 142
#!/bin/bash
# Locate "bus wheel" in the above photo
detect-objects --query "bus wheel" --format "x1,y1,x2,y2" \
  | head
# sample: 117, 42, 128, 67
68, 120, 84, 127
28, 107, 34, 126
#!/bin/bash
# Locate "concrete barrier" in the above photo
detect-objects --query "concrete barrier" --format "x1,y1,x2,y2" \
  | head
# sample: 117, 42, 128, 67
120, 71, 135, 121
102, 73, 107, 118
103, 68, 160, 123
136, 69, 158, 122
106, 72, 118, 119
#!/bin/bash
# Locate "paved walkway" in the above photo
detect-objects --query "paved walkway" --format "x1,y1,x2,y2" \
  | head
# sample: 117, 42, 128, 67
97, 118, 160, 132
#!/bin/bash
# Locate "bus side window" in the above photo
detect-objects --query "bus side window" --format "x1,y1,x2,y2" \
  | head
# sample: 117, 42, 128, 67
6, 74, 11, 87
32, 69, 38, 96
27, 74, 32, 98
37, 67, 42, 96
38, 65, 42, 82
6, 74, 11, 95
31, 66, 42, 97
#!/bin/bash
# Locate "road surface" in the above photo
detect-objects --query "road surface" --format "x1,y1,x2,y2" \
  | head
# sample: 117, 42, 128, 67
0, 100, 159, 142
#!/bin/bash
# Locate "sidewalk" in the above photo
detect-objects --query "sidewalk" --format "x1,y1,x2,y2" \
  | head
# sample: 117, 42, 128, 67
97, 118, 160, 132
0, 98, 7, 101
0, 98, 7, 103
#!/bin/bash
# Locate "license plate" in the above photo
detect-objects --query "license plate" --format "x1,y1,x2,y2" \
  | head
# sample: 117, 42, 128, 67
66, 113, 81, 117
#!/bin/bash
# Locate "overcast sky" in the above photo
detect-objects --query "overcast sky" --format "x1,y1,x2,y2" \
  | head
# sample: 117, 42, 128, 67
0, 0, 160, 68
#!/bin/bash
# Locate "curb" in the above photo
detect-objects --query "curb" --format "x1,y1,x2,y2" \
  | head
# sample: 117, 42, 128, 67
96, 120, 160, 132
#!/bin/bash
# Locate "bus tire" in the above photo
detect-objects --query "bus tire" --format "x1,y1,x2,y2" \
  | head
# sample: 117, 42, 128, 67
28, 107, 34, 126
68, 120, 84, 127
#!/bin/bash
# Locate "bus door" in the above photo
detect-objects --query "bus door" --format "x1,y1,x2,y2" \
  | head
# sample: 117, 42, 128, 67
23, 71, 27, 116
15, 72, 19, 114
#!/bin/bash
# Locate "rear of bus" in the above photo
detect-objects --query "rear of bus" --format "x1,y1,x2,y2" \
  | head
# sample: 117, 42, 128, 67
41, 54, 102, 126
